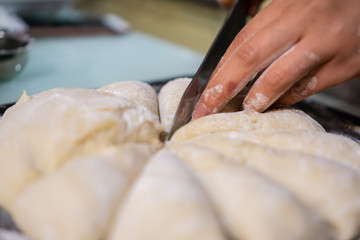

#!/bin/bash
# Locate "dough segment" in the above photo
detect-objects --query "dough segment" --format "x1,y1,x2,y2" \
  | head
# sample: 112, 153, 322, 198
157, 77, 251, 131
11, 144, 156, 240
0, 230, 28, 240
175, 135, 360, 240
167, 144, 332, 240
158, 78, 191, 132
1, 78, 360, 240
206, 130, 360, 171
171, 108, 325, 142
0, 88, 162, 209
108, 149, 225, 240
99, 81, 159, 116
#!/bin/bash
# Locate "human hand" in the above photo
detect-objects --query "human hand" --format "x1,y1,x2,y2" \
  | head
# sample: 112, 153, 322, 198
193, 0, 360, 118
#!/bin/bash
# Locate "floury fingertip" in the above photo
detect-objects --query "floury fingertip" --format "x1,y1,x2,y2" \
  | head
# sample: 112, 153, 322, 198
242, 93, 269, 112
192, 101, 211, 119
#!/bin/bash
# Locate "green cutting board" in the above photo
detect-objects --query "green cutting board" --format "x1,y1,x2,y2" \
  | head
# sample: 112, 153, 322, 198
0, 31, 203, 105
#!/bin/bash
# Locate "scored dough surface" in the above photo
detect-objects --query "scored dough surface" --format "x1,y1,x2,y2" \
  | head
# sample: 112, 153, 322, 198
11, 145, 156, 240
99, 81, 159, 116
175, 135, 360, 240
206, 130, 360, 171
167, 144, 332, 240
171, 108, 325, 142
158, 78, 191, 132
0, 88, 162, 209
1, 78, 360, 240
108, 149, 225, 240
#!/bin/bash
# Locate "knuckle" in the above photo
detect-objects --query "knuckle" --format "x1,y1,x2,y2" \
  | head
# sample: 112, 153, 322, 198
228, 29, 250, 54
235, 42, 259, 66
263, 67, 289, 89
233, 29, 250, 47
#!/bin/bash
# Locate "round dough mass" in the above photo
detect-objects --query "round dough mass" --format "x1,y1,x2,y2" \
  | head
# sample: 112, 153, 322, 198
171, 108, 325, 142
0, 87, 162, 209
158, 78, 191, 132
0, 78, 359, 240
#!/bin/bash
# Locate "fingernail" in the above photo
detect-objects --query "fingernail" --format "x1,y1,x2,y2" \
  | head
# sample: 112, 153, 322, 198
242, 96, 252, 111
242, 102, 255, 111
192, 102, 210, 119
242, 93, 268, 112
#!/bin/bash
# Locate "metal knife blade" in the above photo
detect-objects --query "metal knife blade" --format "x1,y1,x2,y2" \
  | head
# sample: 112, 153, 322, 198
166, 0, 252, 140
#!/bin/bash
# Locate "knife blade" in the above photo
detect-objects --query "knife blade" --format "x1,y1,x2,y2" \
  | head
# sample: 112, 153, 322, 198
166, 0, 252, 140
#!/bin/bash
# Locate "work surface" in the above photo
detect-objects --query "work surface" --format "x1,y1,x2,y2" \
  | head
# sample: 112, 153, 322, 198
0, 0, 224, 104
0, 32, 203, 105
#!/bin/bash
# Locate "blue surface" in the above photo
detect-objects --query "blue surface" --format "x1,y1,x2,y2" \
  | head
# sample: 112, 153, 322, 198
0, 31, 203, 104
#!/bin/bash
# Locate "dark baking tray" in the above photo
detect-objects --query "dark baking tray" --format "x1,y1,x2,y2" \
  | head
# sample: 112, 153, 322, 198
2, 77, 359, 139
1, 78, 360, 237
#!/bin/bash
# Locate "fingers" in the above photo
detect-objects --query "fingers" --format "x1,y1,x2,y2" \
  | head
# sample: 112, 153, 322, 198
242, 37, 330, 112
211, 0, 283, 79
194, 0, 360, 119
193, 9, 300, 119
274, 75, 323, 107
276, 57, 360, 106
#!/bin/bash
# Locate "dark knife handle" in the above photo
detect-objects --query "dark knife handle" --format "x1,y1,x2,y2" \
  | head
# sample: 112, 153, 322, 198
198, 0, 252, 84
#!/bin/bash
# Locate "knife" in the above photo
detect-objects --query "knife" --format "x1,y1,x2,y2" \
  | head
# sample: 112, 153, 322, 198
166, 0, 253, 140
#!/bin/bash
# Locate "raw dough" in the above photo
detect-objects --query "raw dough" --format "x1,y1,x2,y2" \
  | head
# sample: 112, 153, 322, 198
0, 87, 162, 209
108, 149, 225, 240
207, 130, 360, 171
157, 78, 250, 131
11, 144, 156, 240
99, 81, 159, 116
1, 79, 360, 240
0, 230, 29, 240
171, 108, 325, 142
167, 144, 332, 240
158, 78, 191, 132
174, 136, 360, 240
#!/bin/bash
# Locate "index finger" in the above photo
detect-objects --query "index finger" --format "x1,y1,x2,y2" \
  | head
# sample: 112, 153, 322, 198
193, 11, 300, 119
211, 0, 282, 80
193, 1, 287, 119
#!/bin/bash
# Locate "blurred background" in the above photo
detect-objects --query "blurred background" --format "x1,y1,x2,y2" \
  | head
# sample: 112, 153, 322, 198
0, 0, 227, 52
0, 0, 229, 105
76, 0, 226, 53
